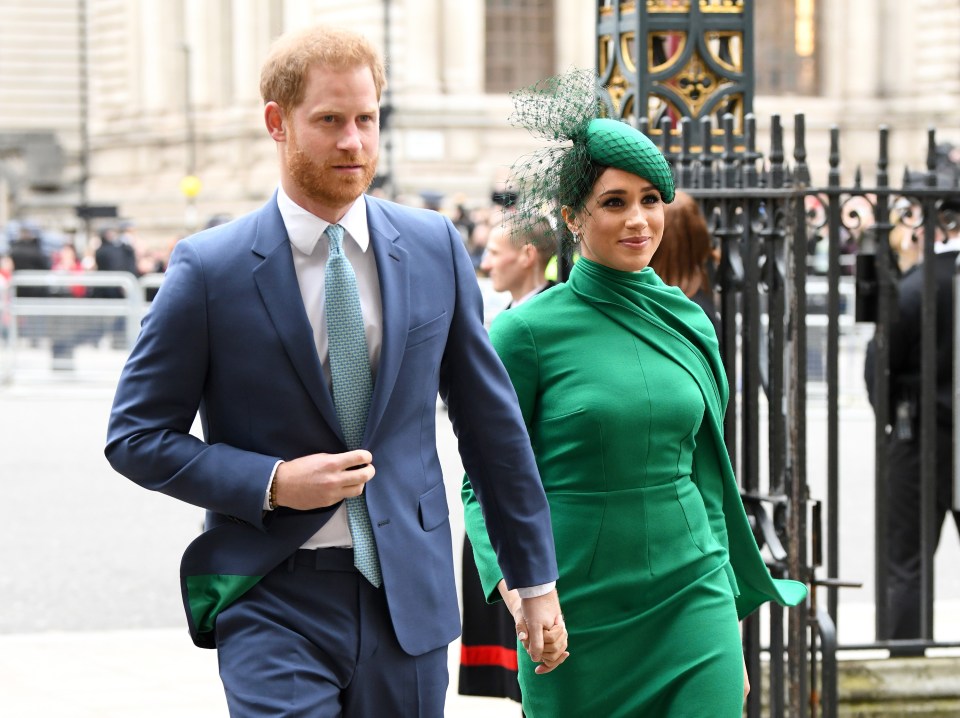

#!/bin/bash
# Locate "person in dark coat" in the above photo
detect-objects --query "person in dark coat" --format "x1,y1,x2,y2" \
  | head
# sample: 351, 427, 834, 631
93, 224, 141, 346
6, 224, 51, 342
864, 196, 960, 651
7, 223, 51, 296
94, 224, 140, 296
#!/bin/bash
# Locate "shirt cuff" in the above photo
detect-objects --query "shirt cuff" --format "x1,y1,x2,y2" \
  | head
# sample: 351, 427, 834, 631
263, 460, 283, 511
516, 581, 556, 599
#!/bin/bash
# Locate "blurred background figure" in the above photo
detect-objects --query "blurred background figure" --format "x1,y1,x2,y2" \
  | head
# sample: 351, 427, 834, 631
450, 193, 476, 246
6, 221, 51, 295
52, 243, 88, 298
864, 196, 960, 654
93, 222, 141, 348
889, 198, 925, 274
93, 224, 139, 287
0, 253, 12, 341
5, 221, 51, 344
649, 190, 721, 338
467, 215, 491, 273
205, 213, 233, 230
420, 189, 444, 212
49, 242, 89, 370
480, 213, 555, 308
0, 253, 12, 283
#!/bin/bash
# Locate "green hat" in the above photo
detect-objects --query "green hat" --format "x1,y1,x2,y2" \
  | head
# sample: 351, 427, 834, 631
585, 118, 675, 203
502, 69, 675, 251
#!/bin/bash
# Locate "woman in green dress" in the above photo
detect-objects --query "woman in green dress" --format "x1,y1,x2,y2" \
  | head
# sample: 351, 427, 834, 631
462, 70, 806, 717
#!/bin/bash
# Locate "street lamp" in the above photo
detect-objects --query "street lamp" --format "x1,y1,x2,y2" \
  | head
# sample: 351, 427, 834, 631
179, 41, 199, 231
78, 0, 91, 248
379, 0, 395, 198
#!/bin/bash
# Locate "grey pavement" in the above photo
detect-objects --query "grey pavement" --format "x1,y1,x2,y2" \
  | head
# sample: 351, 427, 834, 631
2, 337, 959, 716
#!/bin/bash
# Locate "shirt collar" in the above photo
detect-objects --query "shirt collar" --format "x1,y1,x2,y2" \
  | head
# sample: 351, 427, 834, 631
276, 185, 370, 255
513, 282, 550, 307
935, 235, 960, 254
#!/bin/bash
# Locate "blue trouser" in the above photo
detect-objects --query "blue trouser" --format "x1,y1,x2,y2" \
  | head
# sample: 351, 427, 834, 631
216, 548, 448, 717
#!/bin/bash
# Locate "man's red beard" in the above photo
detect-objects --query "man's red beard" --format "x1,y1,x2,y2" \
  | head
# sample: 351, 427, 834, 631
287, 145, 378, 208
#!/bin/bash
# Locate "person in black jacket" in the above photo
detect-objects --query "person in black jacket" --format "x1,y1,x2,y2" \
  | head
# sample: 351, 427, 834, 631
94, 223, 140, 347
94, 224, 140, 294
7, 224, 51, 343
7, 223, 51, 295
864, 196, 960, 650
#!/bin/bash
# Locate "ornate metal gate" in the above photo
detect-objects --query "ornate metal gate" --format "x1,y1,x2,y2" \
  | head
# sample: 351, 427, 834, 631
595, 2, 960, 716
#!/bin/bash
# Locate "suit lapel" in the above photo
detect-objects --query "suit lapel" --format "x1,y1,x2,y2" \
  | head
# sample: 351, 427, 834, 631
364, 197, 409, 444
251, 197, 343, 440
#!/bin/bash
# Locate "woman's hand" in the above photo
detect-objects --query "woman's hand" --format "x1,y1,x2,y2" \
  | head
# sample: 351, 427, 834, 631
497, 580, 570, 674
743, 654, 751, 701
535, 615, 570, 673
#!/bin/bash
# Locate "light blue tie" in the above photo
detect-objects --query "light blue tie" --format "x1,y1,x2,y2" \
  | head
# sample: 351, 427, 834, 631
324, 223, 382, 587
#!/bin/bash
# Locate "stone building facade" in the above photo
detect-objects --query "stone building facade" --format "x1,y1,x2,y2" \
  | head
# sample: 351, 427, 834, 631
1, 0, 958, 245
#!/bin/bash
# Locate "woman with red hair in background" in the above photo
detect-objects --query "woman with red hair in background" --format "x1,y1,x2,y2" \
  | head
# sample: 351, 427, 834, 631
650, 189, 721, 338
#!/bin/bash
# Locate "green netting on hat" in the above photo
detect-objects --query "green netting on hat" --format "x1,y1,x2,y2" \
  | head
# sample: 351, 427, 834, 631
502, 69, 675, 251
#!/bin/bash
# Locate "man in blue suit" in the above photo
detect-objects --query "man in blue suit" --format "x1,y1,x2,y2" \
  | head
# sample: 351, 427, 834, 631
106, 24, 565, 717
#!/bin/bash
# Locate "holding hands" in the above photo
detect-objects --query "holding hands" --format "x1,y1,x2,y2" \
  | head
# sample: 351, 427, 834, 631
499, 582, 569, 674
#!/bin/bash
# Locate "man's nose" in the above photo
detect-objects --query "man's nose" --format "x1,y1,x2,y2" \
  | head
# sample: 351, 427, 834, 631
337, 123, 363, 152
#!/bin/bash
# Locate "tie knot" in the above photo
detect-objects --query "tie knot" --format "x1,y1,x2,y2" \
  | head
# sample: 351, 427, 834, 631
325, 223, 345, 254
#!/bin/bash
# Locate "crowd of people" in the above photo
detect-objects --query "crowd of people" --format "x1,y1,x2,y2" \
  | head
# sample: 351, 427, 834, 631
0, 220, 169, 361
0, 216, 226, 358
0, 220, 170, 293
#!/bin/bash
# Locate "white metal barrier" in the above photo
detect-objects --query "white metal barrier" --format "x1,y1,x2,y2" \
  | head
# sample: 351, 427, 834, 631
1, 271, 165, 383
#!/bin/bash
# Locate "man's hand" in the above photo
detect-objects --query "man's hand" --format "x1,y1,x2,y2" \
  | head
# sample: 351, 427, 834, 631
518, 589, 569, 674
534, 615, 568, 673
497, 582, 569, 675
273, 450, 374, 510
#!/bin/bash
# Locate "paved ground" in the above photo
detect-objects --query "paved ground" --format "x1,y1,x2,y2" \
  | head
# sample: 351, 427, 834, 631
1, 339, 958, 716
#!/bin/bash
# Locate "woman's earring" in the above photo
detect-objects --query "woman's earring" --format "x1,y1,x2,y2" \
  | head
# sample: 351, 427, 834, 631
571, 231, 580, 244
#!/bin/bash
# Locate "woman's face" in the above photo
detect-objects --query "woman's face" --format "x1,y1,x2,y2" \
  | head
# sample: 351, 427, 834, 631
564, 167, 665, 273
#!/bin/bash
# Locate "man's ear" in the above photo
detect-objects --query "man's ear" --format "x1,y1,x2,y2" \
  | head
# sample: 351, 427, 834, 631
264, 102, 286, 141
518, 243, 537, 268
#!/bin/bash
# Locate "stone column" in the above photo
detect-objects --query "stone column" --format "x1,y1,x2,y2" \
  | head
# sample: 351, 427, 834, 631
556, 0, 595, 70
440, 0, 483, 95
399, 0, 441, 94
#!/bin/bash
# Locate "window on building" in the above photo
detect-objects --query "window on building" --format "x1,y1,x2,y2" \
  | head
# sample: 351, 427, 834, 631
485, 0, 556, 94
755, 0, 820, 95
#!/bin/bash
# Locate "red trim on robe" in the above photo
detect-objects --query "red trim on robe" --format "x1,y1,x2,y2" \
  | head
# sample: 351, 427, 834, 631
460, 644, 518, 671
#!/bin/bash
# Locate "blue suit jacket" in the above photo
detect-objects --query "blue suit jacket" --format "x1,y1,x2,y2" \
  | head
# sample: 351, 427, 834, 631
105, 194, 558, 652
